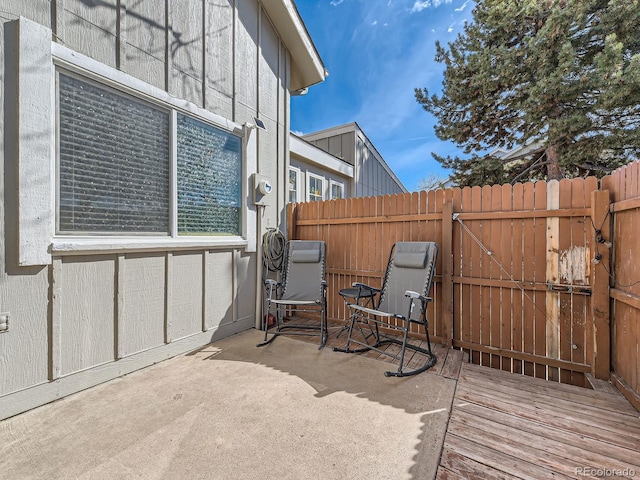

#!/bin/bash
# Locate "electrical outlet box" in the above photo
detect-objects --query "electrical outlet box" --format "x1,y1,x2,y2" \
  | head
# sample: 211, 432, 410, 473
0, 313, 9, 333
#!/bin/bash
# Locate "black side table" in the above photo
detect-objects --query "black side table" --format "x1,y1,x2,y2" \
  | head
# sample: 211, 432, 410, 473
337, 286, 377, 338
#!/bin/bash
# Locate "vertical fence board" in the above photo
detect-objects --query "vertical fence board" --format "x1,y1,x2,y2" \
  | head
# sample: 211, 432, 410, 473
433, 189, 444, 338
522, 182, 536, 377
460, 188, 472, 354
511, 183, 525, 374
571, 179, 589, 386
355, 197, 365, 285
489, 185, 503, 370
583, 176, 599, 375
480, 185, 492, 367
500, 184, 513, 372
591, 189, 611, 380
534, 181, 548, 379
558, 179, 573, 384
452, 188, 463, 349
471, 186, 483, 365
546, 180, 561, 381
442, 191, 453, 347
631, 164, 640, 395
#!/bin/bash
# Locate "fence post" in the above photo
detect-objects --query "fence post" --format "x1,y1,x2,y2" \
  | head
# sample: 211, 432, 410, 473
441, 191, 454, 347
287, 203, 297, 241
546, 180, 561, 381
590, 189, 611, 380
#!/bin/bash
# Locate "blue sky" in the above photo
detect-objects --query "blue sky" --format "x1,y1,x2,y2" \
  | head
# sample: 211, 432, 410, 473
290, 0, 474, 191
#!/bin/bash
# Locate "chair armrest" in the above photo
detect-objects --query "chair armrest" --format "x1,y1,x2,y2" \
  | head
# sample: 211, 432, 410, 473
265, 279, 279, 301
352, 282, 381, 294
404, 290, 433, 302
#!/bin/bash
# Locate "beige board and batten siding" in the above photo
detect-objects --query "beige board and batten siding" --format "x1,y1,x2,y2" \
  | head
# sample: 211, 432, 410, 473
302, 122, 407, 198
0, 0, 325, 419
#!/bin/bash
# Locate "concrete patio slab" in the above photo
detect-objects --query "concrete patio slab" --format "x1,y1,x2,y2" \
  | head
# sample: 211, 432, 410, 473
0, 329, 456, 480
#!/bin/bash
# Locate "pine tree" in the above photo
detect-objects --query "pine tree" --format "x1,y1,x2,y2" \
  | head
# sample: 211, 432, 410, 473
416, 0, 640, 187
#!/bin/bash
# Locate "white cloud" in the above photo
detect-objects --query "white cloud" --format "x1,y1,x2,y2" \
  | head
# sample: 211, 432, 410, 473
330, 0, 344, 6
410, 1, 430, 13
455, 0, 469, 12
410, 0, 454, 13
372, 20, 378, 25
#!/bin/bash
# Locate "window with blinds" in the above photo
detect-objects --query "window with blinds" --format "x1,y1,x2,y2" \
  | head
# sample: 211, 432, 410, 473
58, 73, 170, 233
57, 72, 243, 237
177, 114, 241, 235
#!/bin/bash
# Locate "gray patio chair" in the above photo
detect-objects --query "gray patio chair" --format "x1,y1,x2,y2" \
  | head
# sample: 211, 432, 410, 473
334, 241, 439, 377
257, 240, 328, 349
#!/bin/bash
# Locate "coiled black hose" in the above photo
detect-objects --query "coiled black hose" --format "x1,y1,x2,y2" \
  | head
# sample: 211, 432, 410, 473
262, 228, 286, 273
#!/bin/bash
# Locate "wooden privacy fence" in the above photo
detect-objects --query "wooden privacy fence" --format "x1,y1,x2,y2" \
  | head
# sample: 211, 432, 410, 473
603, 161, 640, 408
287, 177, 612, 387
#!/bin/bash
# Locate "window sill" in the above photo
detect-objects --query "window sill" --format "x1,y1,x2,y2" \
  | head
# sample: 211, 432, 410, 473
51, 236, 248, 256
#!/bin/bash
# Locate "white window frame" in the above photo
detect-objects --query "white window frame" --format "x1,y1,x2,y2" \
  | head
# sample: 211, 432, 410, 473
288, 166, 301, 203
329, 180, 345, 200
16, 18, 256, 264
306, 172, 325, 202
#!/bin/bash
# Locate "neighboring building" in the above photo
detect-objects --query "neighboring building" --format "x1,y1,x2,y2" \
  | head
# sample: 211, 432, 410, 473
301, 122, 407, 198
488, 138, 545, 164
289, 133, 354, 202
0, 1, 326, 419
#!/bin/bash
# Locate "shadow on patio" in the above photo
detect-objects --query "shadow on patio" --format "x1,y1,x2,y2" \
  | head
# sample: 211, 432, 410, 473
2, 322, 639, 480
0, 326, 457, 480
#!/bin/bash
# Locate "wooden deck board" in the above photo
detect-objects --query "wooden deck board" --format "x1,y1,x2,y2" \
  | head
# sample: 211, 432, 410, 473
453, 405, 640, 470
441, 434, 575, 480
440, 348, 464, 380
454, 384, 640, 451
465, 364, 637, 414
459, 372, 640, 431
442, 363, 640, 479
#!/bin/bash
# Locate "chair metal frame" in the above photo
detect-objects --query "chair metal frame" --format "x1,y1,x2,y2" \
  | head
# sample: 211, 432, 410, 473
257, 240, 328, 349
334, 242, 439, 377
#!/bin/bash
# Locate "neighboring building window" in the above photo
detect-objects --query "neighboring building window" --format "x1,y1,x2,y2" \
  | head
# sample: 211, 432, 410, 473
289, 167, 301, 203
330, 180, 344, 200
56, 71, 242, 236
307, 173, 325, 202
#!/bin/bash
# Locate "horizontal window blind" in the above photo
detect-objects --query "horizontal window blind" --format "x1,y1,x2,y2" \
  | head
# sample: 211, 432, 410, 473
58, 73, 170, 233
177, 114, 241, 235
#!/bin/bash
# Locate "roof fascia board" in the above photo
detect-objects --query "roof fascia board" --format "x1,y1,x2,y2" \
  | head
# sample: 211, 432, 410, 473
301, 122, 357, 141
261, 0, 327, 91
290, 134, 354, 177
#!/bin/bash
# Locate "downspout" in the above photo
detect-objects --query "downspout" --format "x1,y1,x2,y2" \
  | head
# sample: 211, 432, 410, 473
255, 5, 263, 331
255, 204, 264, 330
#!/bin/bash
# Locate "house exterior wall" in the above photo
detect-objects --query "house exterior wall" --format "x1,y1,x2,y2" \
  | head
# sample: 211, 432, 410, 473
289, 156, 352, 201
302, 123, 406, 198
306, 132, 355, 166
0, 1, 296, 419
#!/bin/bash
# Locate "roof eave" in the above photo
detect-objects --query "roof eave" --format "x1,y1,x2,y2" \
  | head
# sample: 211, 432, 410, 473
261, 0, 328, 91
